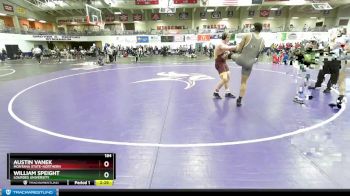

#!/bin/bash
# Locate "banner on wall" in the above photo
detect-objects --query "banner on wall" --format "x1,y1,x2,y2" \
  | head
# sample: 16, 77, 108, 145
174, 0, 197, 4
119, 14, 128, 22
28, 35, 81, 41
174, 35, 185, 42
260, 10, 270, 17
210, 34, 221, 39
133, 14, 143, 21
3, 4, 14, 12
151, 13, 161, 20
197, 34, 210, 41
211, 11, 221, 19
227, 10, 234, 17
179, 12, 189, 20
137, 36, 149, 43
161, 36, 175, 42
135, 0, 159, 5
157, 25, 186, 30
281, 32, 287, 41
16, 7, 26, 15
149, 35, 160, 43
201, 0, 239, 6
203, 24, 226, 29
185, 34, 197, 42
252, 0, 263, 4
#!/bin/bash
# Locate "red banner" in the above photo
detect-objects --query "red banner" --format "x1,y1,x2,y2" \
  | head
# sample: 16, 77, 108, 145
119, 14, 128, 22
3, 4, 14, 12
133, 14, 143, 21
151, 13, 161, 20
135, 0, 159, 5
197, 35, 211, 42
174, 0, 197, 4
260, 10, 270, 17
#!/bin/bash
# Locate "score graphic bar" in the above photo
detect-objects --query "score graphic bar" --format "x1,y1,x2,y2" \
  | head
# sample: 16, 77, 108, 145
7, 153, 116, 186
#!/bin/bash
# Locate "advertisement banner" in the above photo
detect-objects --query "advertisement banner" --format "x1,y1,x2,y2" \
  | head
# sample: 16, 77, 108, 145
185, 34, 197, 42
197, 34, 211, 41
174, 0, 197, 4
137, 36, 149, 43
174, 35, 185, 42
135, 0, 159, 5
149, 35, 160, 43
161, 36, 175, 42
28, 35, 81, 41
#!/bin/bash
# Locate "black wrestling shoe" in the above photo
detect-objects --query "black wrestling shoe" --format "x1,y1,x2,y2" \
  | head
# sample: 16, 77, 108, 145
213, 92, 222, 99
323, 88, 331, 93
308, 85, 321, 90
236, 97, 242, 107
225, 92, 236, 98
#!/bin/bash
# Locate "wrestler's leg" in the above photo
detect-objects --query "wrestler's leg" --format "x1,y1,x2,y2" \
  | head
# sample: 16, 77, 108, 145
224, 72, 235, 98
213, 71, 228, 99
237, 71, 250, 107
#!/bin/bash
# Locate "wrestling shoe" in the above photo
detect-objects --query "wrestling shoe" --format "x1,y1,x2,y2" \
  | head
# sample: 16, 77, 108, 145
236, 97, 242, 107
213, 92, 222, 99
225, 92, 236, 98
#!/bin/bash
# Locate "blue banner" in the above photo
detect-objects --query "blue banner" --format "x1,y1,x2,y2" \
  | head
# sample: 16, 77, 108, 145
2, 189, 57, 196
137, 36, 149, 43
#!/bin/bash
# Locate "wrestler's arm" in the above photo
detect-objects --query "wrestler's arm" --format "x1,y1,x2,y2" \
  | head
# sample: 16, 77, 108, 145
219, 44, 236, 51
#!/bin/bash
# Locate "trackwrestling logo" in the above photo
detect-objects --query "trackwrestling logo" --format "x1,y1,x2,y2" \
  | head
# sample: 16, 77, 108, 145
2, 189, 56, 196
132, 72, 214, 89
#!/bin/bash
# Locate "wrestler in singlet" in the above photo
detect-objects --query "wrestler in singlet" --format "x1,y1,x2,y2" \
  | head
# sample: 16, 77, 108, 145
234, 33, 264, 76
215, 52, 230, 75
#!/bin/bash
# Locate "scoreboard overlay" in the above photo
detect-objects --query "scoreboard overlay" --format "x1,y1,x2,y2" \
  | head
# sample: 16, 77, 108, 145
7, 153, 115, 186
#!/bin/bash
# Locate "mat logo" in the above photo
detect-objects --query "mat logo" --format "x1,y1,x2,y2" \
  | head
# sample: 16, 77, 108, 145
6, 189, 11, 195
132, 72, 214, 89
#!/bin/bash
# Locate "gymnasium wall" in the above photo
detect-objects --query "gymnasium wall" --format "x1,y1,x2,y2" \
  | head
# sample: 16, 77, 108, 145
0, 31, 331, 53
